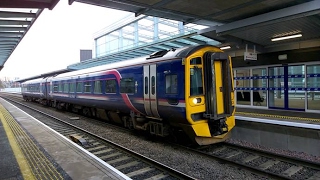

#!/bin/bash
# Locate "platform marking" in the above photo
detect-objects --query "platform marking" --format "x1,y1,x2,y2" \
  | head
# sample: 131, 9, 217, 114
0, 104, 64, 180
0, 105, 35, 180
236, 112, 320, 122
1, 98, 132, 180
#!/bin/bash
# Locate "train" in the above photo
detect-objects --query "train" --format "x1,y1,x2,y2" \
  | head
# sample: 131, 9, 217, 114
21, 45, 235, 145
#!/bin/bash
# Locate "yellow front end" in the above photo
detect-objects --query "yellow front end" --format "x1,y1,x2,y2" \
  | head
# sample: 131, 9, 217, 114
183, 46, 235, 145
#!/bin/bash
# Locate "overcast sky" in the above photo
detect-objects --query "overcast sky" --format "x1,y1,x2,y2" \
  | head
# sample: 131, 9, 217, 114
0, 0, 130, 80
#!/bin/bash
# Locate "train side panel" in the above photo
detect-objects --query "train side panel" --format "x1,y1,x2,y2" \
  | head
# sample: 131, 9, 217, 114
21, 45, 235, 145
156, 59, 186, 123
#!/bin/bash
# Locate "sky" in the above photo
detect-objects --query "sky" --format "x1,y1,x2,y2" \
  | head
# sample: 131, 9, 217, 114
0, 0, 131, 80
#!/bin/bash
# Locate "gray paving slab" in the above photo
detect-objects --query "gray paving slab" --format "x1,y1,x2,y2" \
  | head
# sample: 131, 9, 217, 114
0, 121, 22, 179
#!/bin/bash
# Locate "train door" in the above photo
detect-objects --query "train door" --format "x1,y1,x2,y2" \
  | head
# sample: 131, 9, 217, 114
203, 52, 234, 119
143, 64, 160, 118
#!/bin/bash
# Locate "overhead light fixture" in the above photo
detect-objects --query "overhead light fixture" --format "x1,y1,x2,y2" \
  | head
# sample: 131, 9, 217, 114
271, 34, 302, 41
220, 46, 231, 50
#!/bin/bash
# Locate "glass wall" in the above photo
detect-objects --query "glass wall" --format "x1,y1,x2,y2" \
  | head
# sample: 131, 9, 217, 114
234, 63, 320, 113
288, 65, 305, 110
268, 66, 284, 108
235, 69, 251, 105
252, 68, 267, 107
306, 64, 320, 111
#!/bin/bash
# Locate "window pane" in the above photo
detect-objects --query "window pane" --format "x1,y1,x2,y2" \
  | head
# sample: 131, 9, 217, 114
144, 77, 148, 94
190, 67, 203, 96
77, 82, 83, 93
252, 68, 267, 106
235, 69, 251, 105
106, 79, 116, 93
120, 78, 134, 93
58, 83, 63, 92
69, 83, 75, 93
151, 76, 155, 95
94, 80, 102, 94
53, 83, 58, 92
307, 64, 320, 110
166, 74, 177, 94
64, 83, 69, 93
84, 82, 91, 93
190, 57, 201, 65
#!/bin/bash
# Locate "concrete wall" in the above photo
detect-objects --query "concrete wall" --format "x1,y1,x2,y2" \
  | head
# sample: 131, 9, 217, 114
231, 120, 320, 156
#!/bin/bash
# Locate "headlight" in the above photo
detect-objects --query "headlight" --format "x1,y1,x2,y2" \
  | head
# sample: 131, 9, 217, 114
193, 98, 201, 104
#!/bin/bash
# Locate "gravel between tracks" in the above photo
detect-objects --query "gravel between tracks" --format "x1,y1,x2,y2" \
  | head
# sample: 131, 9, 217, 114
12, 99, 320, 180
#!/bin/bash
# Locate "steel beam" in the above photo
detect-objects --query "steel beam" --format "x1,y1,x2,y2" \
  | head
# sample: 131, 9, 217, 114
0, 27, 27, 32
0, 11, 36, 18
215, 0, 320, 34
0, 0, 59, 9
0, 19, 31, 26
0, 32, 24, 37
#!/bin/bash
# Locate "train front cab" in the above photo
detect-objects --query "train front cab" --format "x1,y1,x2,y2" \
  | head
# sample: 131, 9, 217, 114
183, 46, 235, 145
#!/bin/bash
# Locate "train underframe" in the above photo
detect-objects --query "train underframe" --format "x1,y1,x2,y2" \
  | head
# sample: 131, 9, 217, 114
22, 96, 231, 145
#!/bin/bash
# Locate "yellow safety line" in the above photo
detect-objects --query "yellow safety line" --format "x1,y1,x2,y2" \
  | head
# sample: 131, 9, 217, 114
0, 104, 63, 180
236, 111, 320, 122
0, 106, 35, 180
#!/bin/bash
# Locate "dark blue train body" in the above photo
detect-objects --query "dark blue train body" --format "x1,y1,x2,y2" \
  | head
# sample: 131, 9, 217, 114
22, 45, 235, 145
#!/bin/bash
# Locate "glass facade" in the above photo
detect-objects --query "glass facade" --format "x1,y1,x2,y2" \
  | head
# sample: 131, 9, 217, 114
268, 66, 284, 108
94, 15, 216, 58
234, 63, 320, 112
307, 65, 320, 111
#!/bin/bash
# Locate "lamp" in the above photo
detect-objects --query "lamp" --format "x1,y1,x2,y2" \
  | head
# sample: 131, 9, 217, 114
220, 46, 231, 50
271, 34, 302, 41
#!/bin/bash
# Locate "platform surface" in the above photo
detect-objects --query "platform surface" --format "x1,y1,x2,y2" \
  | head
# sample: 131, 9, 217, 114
0, 98, 130, 180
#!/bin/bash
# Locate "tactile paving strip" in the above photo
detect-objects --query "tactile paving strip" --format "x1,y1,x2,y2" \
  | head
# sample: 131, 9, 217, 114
236, 112, 320, 122
0, 104, 64, 180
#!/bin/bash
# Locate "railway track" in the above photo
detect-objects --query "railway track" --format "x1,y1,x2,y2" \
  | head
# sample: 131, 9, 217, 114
184, 142, 320, 180
3, 92, 320, 179
2, 95, 195, 180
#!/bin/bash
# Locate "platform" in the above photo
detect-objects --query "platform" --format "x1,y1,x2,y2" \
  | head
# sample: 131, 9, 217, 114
236, 107, 320, 126
233, 107, 320, 157
0, 97, 130, 180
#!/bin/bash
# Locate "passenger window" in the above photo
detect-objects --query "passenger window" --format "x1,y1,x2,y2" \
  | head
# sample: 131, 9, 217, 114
166, 74, 178, 94
106, 79, 116, 93
94, 80, 102, 94
53, 83, 58, 92
76, 82, 83, 93
63, 83, 69, 93
69, 83, 75, 93
58, 83, 63, 92
120, 78, 134, 94
84, 81, 91, 93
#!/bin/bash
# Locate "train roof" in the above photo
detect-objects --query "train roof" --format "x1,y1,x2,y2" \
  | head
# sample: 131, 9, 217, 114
21, 77, 47, 84
53, 45, 221, 79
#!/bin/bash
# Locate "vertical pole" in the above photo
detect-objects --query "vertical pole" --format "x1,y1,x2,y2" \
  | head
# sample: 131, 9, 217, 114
153, 17, 159, 41
134, 22, 139, 46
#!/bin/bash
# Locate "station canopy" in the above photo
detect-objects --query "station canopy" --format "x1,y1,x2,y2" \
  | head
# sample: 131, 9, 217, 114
70, 0, 320, 52
2, 0, 320, 73
0, 0, 60, 71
